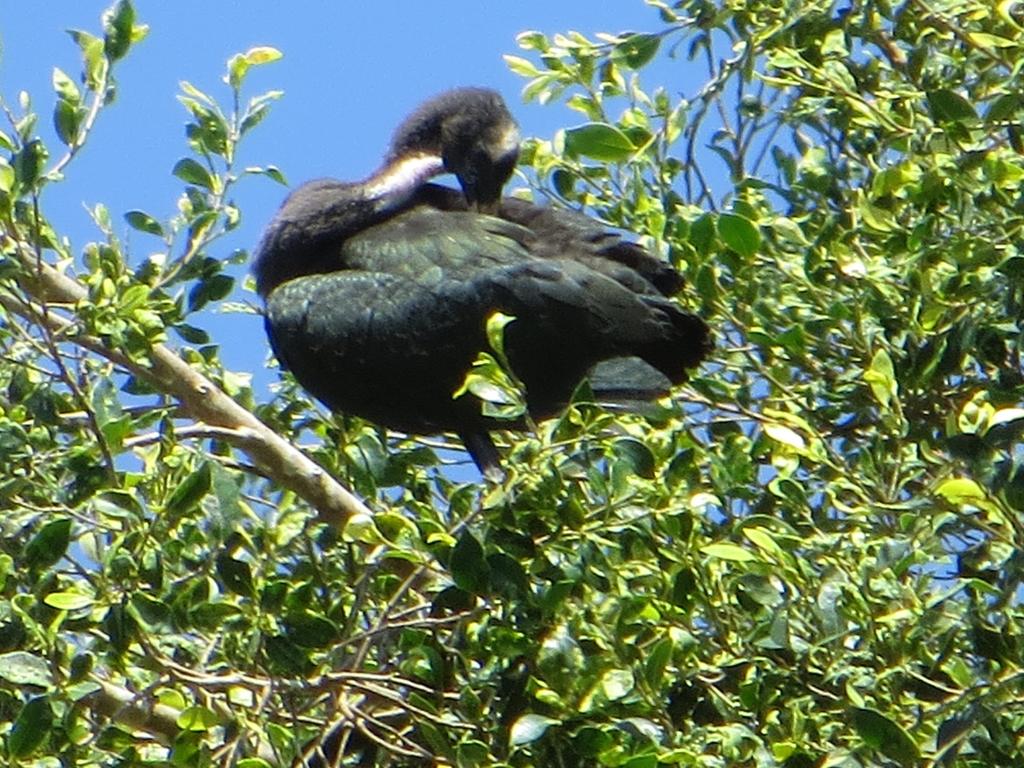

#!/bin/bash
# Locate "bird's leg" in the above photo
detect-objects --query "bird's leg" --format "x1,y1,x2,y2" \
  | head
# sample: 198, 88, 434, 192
460, 431, 505, 483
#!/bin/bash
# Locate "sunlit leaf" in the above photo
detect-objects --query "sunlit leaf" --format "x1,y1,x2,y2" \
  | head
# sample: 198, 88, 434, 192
44, 592, 94, 611
172, 157, 215, 190
0, 652, 51, 688
564, 122, 635, 162
935, 478, 986, 504
600, 669, 634, 701
864, 349, 897, 409
52, 67, 80, 103
718, 213, 760, 258
764, 423, 806, 451
165, 462, 211, 517
177, 705, 219, 732
228, 46, 283, 89
124, 209, 164, 236
102, 0, 136, 60
510, 714, 560, 746
987, 407, 1024, 429
612, 33, 660, 69
702, 543, 758, 562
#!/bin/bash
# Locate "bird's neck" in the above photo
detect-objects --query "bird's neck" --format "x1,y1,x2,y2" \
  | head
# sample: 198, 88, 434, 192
253, 154, 448, 297
364, 152, 446, 213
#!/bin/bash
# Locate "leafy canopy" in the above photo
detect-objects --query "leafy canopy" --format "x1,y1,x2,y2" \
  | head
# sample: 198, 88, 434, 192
0, 0, 1022, 766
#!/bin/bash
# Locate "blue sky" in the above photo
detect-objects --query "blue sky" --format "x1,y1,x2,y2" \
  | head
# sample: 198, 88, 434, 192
2, 1, 681, 392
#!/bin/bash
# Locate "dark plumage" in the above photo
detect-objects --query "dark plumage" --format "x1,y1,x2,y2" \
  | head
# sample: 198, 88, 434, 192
253, 88, 712, 479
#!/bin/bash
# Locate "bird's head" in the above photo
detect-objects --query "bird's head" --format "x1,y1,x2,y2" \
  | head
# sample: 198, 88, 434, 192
388, 87, 520, 214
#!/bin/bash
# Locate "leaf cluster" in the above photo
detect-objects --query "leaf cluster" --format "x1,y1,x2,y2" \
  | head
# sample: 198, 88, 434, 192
1, 0, 1023, 766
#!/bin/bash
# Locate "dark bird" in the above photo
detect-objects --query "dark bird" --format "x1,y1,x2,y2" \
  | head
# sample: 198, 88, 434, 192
253, 87, 711, 479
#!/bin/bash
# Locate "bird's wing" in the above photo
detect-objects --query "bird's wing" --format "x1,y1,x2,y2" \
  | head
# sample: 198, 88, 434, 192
265, 269, 510, 477
340, 205, 533, 283
343, 208, 671, 341
498, 197, 685, 296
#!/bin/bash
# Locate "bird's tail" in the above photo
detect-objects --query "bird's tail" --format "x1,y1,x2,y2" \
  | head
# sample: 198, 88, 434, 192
634, 302, 713, 385
587, 356, 672, 401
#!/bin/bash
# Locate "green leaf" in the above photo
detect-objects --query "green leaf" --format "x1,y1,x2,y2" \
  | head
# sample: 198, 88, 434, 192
103, 602, 137, 654
564, 122, 636, 162
612, 33, 660, 69
0, 652, 51, 688
68, 29, 106, 89
24, 518, 72, 570
211, 462, 242, 522
600, 668, 634, 701
245, 164, 287, 185
504, 54, 541, 78
188, 273, 235, 311
936, 477, 986, 504
986, 93, 1021, 123
767, 48, 806, 69
763, 423, 806, 452
190, 601, 242, 629
456, 740, 490, 766
44, 591, 94, 611
54, 98, 82, 146
485, 310, 516, 362
124, 209, 164, 236
621, 755, 658, 768
967, 32, 1016, 48
718, 213, 760, 258
0, 157, 14, 193
644, 637, 672, 687
172, 157, 215, 190
612, 437, 656, 478
743, 527, 785, 559
215, 554, 255, 597
285, 611, 339, 648
227, 46, 283, 89
165, 462, 211, 517
927, 90, 978, 124
987, 407, 1024, 429
102, 0, 136, 60
455, 352, 526, 420
852, 708, 919, 767
130, 593, 171, 629
52, 67, 81, 103
174, 323, 211, 344
702, 542, 758, 562
450, 531, 489, 594
66, 681, 102, 701
510, 713, 560, 746
864, 349, 897, 408
671, 568, 697, 608
239, 104, 273, 136
13, 139, 49, 190
184, 103, 230, 157
8, 696, 53, 758
177, 705, 219, 732
487, 552, 529, 597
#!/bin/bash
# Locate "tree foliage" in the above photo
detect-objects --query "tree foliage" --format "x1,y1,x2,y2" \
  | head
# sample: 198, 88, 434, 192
1, 0, 1023, 766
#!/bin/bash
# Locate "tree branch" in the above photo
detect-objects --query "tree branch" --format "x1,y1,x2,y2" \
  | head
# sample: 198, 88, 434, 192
5, 245, 372, 527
